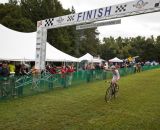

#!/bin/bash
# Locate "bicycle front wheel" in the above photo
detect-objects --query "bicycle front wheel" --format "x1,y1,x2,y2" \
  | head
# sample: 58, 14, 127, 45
105, 87, 112, 102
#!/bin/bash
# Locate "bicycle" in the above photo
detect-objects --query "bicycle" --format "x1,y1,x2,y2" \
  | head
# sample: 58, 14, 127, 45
105, 81, 119, 102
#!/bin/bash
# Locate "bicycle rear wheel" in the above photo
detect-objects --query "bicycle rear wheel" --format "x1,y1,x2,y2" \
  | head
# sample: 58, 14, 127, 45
114, 84, 119, 97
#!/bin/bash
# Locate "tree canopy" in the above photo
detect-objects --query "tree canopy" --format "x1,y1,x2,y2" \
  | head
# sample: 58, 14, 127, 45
0, 0, 159, 62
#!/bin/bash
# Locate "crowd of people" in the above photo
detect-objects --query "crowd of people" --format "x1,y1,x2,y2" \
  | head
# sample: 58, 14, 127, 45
0, 60, 158, 79
0, 61, 30, 78
0, 60, 148, 81
0, 59, 159, 84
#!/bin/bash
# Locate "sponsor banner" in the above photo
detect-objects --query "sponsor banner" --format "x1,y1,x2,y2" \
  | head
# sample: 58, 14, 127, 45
35, 22, 47, 70
76, 19, 121, 30
42, 0, 160, 29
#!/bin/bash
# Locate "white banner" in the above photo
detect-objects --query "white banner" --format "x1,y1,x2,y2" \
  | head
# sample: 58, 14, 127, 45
76, 19, 121, 30
36, 0, 160, 70
42, 0, 160, 29
35, 21, 47, 70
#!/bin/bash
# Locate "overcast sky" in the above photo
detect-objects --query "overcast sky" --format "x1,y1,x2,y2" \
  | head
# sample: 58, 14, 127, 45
1, 0, 160, 41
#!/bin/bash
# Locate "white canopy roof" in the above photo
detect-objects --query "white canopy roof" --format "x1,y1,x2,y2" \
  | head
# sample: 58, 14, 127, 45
109, 57, 123, 62
92, 57, 105, 63
78, 53, 93, 62
0, 24, 78, 62
46, 43, 78, 62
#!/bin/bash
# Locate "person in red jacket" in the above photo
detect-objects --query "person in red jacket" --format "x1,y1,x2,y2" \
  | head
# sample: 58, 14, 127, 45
67, 64, 74, 86
60, 65, 67, 87
50, 65, 57, 74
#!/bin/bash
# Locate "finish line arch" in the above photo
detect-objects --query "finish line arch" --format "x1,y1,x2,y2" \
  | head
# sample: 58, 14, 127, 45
35, 0, 160, 70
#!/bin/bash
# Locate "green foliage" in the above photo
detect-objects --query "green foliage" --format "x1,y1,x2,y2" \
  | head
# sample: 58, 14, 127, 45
78, 29, 100, 57
101, 36, 160, 61
0, 3, 35, 31
155, 36, 160, 61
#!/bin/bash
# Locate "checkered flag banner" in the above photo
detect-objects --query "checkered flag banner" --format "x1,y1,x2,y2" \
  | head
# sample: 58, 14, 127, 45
44, 18, 54, 27
155, 1, 160, 7
115, 4, 127, 13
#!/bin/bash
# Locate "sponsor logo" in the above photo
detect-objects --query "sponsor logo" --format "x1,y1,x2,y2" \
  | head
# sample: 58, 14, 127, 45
133, 0, 148, 9
56, 17, 64, 23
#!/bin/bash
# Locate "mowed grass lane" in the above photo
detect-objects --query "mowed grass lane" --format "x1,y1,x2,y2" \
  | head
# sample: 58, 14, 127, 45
0, 69, 160, 130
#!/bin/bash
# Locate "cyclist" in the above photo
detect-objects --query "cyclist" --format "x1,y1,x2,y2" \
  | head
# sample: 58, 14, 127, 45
105, 65, 120, 88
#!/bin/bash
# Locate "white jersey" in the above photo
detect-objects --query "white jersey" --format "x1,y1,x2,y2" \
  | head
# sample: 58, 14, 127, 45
112, 69, 120, 81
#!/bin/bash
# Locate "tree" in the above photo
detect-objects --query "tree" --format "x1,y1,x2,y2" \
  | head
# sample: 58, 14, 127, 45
78, 28, 100, 57
100, 37, 117, 60
155, 36, 160, 62
0, 3, 35, 32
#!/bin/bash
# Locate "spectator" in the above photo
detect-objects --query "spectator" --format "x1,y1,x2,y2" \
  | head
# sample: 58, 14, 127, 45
31, 65, 40, 89
46, 64, 51, 72
1, 61, 10, 77
67, 64, 74, 86
86, 63, 92, 82
137, 63, 141, 72
0, 62, 10, 97
17, 64, 28, 96
0, 62, 2, 75
133, 63, 137, 73
60, 65, 67, 88
15, 64, 21, 76
50, 65, 57, 74
20, 64, 28, 75
8, 62, 15, 75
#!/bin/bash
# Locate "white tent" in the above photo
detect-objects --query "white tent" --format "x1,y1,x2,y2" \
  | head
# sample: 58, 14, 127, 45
92, 57, 105, 63
46, 43, 78, 62
78, 53, 93, 62
109, 57, 123, 62
0, 24, 78, 62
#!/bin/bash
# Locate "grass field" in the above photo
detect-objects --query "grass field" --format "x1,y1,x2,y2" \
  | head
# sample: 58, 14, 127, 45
0, 69, 160, 130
